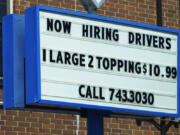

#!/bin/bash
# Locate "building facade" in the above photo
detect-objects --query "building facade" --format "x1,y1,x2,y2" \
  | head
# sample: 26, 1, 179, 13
0, 0, 180, 135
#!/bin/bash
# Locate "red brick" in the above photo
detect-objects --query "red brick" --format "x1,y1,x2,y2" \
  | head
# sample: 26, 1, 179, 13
26, 117, 38, 122
18, 122, 30, 127
133, 129, 143, 135
0, 120, 4, 125
143, 131, 153, 135
31, 122, 42, 128
1, 126, 13, 131
42, 123, 54, 129
39, 128, 50, 133
18, 111, 31, 117
63, 130, 74, 135
6, 110, 18, 116
43, 112, 55, 118
1, 115, 13, 121
18, 133, 30, 135
31, 112, 43, 117
39, 118, 50, 124
14, 116, 26, 121
51, 129, 62, 134
63, 120, 74, 125
5, 132, 17, 135
6, 121, 17, 127
26, 127, 39, 133
0, 131, 4, 135
13, 127, 25, 132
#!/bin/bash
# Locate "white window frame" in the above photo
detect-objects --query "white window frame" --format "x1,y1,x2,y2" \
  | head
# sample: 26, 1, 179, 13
7, 0, 13, 14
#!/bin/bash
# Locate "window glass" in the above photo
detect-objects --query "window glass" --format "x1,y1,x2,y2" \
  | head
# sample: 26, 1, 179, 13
0, 23, 2, 78
0, 5, 6, 21
0, 0, 6, 82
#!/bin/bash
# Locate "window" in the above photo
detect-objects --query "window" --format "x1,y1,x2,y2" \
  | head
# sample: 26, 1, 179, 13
0, 0, 7, 86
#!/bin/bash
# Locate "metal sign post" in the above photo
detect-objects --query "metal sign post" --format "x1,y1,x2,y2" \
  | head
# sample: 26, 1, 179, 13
79, 0, 106, 14
79, 1, 106, 134
87, 110, 104, 135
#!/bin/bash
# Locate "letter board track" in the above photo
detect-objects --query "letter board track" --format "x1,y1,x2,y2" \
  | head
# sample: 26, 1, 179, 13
25, 6, 180, 117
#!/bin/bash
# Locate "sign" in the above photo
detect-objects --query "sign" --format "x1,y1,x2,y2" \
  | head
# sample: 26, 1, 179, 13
25, 6, 180, 117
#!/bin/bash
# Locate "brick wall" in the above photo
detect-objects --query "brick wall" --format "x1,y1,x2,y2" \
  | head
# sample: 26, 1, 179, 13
0, 109, 87, 135
162, 0, 180, 29
1, 0, 180, 135
0, 108, 180, 135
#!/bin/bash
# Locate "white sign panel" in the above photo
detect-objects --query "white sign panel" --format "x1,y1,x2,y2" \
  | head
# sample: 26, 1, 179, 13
25, 6, 180, 117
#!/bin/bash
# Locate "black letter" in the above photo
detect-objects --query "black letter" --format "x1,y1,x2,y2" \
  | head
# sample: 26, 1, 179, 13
110, 58, 116, 70
142, 34, 146, 46
159, 37, 164, 49
166, 38, 171, 50
72, 53, 78, 65
113, 29, 119, 41
90, 25, 93, 38
102, 27, 105, 40
93, 87, 98, 99
43, 49, 46, 62
63, 21, 71, 34
56, 51, 63, 64
129, 32, 134, 44
147, 35, 152, 47
88, 55, 94, 68
103, 58, 110, 70
86, 86, 92, 98
100, 87, 105, 100
54, 20, 62, 32
96, 56, 102, 69
64, 52, 71, 65
129, 61, 134, 73
135, 62, 141, 74
79, 85, 85, 97
82, 25, 88, 37
153, 36, 158, 48
106, 28, 112, 41
47, 18, 53, 31
94, 26, 100, 39
80, 54, 85, 67
136, 33, 141, 45
50, 50, 55, 63
117, 60, 123, 71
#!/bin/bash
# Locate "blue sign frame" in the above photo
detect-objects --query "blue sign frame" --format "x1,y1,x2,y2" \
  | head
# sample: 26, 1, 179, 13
25, 5, 180, 117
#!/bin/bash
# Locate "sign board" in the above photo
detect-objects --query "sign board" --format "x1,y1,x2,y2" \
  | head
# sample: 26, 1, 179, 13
25, 6, 180, 117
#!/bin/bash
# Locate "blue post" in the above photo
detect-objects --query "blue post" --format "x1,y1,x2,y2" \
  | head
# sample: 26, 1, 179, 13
2, 15, 25, 109
87, 110, 104, 135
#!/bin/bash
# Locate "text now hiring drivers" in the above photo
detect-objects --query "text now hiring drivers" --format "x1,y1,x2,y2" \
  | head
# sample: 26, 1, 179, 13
47, 18, 172, 50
